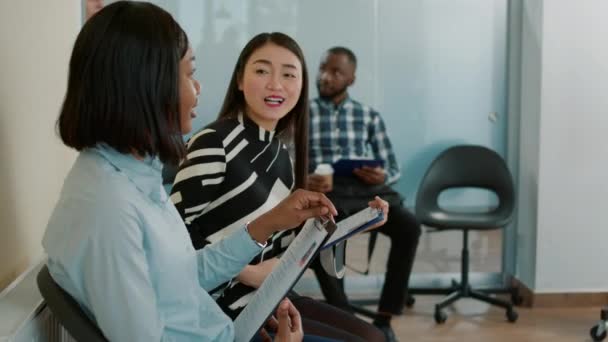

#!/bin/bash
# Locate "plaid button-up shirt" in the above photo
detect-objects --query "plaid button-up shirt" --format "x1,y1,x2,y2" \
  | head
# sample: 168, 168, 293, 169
309, 96, 401, 184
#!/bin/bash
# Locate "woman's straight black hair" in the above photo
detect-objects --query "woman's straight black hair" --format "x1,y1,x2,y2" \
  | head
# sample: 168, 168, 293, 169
58, 1, 189, 164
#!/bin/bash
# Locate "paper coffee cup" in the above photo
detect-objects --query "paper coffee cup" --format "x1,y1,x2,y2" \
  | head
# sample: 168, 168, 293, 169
314, 163, 334, 192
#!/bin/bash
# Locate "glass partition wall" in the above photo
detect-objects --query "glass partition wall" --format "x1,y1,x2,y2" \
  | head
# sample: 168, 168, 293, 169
110, 0, 512, 300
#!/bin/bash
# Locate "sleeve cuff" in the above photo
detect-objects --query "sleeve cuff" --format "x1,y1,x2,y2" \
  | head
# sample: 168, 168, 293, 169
245, 222, 268, 249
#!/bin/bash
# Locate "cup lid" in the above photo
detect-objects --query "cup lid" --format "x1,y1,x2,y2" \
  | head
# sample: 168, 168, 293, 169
315, 163, 334, 175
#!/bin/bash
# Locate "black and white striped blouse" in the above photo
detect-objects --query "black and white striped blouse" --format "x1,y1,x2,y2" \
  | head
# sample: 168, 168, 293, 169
170, 114, 296, 316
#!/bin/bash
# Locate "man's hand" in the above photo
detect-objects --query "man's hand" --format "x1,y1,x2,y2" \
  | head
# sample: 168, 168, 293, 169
307, 174, 332, 193
248, 189, 338, 243
353, 166, 386, 185
259, 299, 303, 342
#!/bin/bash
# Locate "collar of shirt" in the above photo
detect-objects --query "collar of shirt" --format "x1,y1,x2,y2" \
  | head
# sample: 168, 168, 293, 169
237, 112, 276, 142
316, 95, 352, 111
93, 143, 167, 204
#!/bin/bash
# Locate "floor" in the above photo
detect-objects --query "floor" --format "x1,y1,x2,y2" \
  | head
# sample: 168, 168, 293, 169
387, 296, 600, 341
302, 228, 603, 341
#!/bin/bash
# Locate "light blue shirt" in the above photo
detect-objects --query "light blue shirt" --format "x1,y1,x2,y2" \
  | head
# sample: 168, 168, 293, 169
42, 145, 262, 341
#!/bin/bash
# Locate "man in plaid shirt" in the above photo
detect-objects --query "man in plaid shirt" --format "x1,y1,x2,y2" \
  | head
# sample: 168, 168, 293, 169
308, 47, 421, 342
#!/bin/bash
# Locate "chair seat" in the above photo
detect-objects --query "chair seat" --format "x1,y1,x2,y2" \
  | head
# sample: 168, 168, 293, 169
423, 209, 512, 230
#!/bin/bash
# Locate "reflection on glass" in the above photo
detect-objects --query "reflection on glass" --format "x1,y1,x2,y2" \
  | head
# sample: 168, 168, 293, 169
145, 0, 508, 281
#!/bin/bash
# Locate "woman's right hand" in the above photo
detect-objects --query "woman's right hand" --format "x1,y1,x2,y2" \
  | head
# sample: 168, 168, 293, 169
247, 189, 337, 243
275, 299, 303, 342
259, 299, 303, 342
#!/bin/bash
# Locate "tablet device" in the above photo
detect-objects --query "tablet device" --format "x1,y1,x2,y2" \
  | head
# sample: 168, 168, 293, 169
332, 159, 385, 177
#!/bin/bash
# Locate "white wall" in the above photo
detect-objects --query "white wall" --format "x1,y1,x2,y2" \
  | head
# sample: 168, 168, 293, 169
0, 1, 79, 290
515, 0, 608, 293
535, 0, 608, 292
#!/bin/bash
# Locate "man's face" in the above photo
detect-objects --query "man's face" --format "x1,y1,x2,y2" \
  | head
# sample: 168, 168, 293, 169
316, 52, 355, 100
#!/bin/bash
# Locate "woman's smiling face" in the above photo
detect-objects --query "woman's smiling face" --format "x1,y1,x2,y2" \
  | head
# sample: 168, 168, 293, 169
238, 42, 303, 131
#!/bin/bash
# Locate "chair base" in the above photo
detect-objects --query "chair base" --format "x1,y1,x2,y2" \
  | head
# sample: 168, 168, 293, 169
433, 282, 518, 324
431, 229, 519, 324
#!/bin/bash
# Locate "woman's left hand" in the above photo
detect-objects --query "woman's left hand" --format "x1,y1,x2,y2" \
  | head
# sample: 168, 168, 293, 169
364, 196, 389, 232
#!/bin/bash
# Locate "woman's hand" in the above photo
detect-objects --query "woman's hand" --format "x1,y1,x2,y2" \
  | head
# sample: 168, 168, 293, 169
259, 298, 303, 342
247, 189, 337, 243
237, 258, 280, 288
364, 196, 389, 232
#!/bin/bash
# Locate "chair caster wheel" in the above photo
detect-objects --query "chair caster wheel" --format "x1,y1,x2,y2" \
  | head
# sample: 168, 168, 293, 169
591, 323, 607, 341
434, 310, 447, 324
405, 296, 416, 308
506, 308, 518, 323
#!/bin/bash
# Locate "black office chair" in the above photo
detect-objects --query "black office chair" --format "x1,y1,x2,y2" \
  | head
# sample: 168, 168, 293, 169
590, 306, 608, 341
415, 145, 518, 324
37, 265, 107, 341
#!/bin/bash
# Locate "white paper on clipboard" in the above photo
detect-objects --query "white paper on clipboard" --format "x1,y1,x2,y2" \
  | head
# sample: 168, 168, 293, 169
233, 217, 336, 342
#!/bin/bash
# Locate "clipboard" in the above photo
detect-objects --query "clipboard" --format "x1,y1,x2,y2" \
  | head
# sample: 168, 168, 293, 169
233, 217, 336, 342
332, 159, 385, 177
321, 207, 384, 250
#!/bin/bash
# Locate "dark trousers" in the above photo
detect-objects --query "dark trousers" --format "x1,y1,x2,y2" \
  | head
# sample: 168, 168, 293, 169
251, 294, 383, 342
291, 295, 385, 342
311, 178, 421, 315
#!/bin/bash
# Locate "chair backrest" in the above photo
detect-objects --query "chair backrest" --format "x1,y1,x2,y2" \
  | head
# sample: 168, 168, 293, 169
37, 265, 107, 342
415, 145, 515, 229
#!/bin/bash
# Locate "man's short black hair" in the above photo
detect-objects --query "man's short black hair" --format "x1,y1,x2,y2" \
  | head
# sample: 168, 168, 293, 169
327, 46, 357, 69
57, 1, 189, 164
